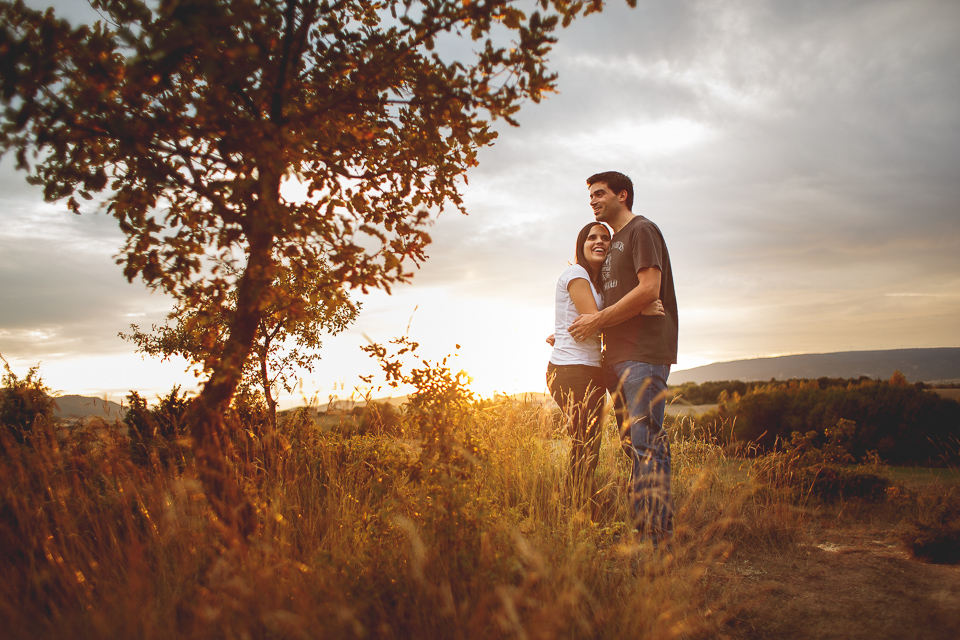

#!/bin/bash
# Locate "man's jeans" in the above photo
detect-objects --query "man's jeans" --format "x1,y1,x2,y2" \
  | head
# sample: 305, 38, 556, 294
607, 361, 673, 542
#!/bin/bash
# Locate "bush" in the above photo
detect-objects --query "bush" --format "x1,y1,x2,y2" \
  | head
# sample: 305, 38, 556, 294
346, 400, 404, 437
751, 421, 891, 503
803, 464, 888, 502
0, 357, 57, 446
124, 387, 190, 468
900, 490, 960, 564
752, 454, 891, 503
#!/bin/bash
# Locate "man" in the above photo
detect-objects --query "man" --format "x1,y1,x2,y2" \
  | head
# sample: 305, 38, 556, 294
568, 171, 679, 545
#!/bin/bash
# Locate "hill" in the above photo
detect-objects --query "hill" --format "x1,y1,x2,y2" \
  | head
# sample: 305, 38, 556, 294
54, 395, 127, 421
668, 347, 960, 386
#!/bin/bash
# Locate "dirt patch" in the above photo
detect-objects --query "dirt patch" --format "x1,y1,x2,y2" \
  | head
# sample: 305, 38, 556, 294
717, 522, 960, 639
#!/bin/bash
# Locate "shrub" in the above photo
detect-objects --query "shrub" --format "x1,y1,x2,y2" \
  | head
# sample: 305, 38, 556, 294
751, 420, 891, 503
0, 357, 57, 445
354, 400, 404, 437
900, 490, 960, 564
124, 387, 190, 469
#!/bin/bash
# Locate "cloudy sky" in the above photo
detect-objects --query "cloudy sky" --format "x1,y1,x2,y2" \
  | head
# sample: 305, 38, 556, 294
2, 0, 958, 404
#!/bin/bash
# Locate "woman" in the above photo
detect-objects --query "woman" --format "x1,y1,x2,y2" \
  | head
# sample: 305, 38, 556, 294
547, 222, 662, 509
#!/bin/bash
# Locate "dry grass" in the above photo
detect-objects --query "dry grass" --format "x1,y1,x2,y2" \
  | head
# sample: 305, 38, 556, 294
1, 395, 815, 639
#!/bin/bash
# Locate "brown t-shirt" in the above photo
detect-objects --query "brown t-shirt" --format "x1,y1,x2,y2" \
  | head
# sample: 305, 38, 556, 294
601, 215, 678, 365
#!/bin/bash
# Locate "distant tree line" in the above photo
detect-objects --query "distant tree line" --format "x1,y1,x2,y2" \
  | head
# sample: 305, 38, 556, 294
670, 380, 749, 405
668, 374, 960, 406
693, 372, 960, 466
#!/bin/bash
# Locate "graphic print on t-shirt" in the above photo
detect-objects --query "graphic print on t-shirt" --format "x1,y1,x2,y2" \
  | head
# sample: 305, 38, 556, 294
602, 241, 623, 292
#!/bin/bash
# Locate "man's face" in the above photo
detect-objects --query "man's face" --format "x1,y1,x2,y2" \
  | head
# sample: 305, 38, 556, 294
588, 182, 625, 222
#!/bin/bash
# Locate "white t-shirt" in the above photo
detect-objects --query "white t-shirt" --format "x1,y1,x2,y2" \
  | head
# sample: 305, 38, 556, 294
549, 263, 603, 367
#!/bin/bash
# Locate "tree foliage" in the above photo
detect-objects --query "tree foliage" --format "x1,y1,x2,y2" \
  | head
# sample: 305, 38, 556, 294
121, 265, 358, 424
0, 0, 626, 535
670, 379, 748, 405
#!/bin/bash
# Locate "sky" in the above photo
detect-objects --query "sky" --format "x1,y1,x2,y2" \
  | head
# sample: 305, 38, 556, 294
2, 0, 959, 406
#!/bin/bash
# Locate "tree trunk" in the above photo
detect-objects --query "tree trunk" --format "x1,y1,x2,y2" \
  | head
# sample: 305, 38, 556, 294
260, 344, 278, 431
189, 236, 274, 539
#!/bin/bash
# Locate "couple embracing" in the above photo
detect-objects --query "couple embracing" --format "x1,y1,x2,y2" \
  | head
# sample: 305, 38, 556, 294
546, 171, 679, 547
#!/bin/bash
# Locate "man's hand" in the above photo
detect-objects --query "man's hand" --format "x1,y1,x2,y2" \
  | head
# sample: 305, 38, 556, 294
642, 299, 665, 316
545, 333, 555, 347
568, 312, 602, 342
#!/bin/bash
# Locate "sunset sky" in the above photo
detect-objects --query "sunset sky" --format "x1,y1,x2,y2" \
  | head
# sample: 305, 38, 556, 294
2, 0, 958, 406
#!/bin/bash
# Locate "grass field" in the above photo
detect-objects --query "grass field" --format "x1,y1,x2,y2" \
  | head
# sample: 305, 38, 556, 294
1, 388, 958, 639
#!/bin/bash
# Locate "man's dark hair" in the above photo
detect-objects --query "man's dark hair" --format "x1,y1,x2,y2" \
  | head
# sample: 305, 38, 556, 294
587, 171, 634, 211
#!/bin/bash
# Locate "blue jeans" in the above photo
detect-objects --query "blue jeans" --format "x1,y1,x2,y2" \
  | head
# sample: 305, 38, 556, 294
607, 361, 673, 542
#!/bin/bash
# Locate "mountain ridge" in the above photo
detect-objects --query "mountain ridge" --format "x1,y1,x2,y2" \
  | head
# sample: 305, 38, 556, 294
53, 395, 127, 421
667, 347, 960, 386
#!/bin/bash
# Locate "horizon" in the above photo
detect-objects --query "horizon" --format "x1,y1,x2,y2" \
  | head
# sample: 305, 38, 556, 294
2, 0, 959, 405
40, 346, 960, 407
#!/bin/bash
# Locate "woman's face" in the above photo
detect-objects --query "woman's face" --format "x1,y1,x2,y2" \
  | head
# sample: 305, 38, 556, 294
582, 224, 611, 270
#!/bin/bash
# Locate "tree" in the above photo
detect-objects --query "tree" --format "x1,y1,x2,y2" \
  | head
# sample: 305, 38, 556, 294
120, 264, 359, 426
0, 0, 628, 535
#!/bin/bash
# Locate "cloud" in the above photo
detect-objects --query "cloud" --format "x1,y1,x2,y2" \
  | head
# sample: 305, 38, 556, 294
0, 174, 171, 360
2, 0, 958, 398
453, 0, 960, 365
